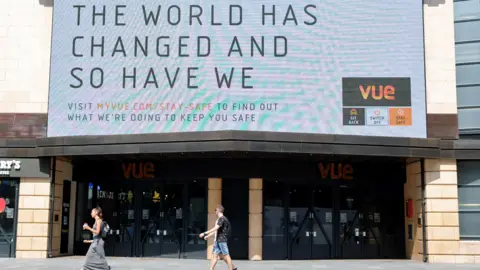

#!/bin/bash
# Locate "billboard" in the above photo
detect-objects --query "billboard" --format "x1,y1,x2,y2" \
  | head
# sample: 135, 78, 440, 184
48, 0, 426, 138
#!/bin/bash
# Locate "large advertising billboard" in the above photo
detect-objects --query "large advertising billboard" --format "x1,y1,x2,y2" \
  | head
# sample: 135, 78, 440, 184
48, 0, 426, 138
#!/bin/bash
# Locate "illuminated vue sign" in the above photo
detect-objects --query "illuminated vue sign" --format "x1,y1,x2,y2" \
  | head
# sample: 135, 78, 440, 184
47, 0, 426, 138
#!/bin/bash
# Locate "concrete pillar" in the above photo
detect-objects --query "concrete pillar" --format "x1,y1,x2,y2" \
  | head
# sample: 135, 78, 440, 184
249, 178, 262, 261
423, 159, 461, 263
51, 158, 73, 257
16, 177, 51, 258
207, 178, 222, 259
405, 159, 466, 264
15, 157, 73, 258
404, 158, 423, 261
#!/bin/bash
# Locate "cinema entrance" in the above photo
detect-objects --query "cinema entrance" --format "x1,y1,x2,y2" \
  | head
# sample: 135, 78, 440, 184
75, 179, 207, 259
263, 161, 406, 260
72, 156, 406, 260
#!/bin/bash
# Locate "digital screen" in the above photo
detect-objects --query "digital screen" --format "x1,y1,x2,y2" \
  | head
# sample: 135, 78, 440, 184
47, 0, 426, 138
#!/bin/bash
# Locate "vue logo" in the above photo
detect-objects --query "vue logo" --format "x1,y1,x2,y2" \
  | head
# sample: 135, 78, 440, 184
359, 85, 395, 101
343, 77, 411, 107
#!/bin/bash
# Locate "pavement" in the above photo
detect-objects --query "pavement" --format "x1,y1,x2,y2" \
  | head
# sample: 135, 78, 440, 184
2, 257, 480, 269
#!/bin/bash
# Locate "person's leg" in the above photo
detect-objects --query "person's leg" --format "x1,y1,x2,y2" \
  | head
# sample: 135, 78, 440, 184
219, 243, 235, 270
219, 255, 237, 269
210, 254, 219, 270
210, 242, 221, 270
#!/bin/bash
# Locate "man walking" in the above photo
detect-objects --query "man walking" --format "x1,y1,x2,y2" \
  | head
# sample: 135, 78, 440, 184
200, 205, 237, 270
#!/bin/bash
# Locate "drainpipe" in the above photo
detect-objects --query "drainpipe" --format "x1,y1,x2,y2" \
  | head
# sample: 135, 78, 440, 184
420, 158, 428, 263
48, 157, 57, 258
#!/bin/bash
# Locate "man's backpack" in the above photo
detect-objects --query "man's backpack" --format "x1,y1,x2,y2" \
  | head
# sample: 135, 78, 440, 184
100, 220, 110, 239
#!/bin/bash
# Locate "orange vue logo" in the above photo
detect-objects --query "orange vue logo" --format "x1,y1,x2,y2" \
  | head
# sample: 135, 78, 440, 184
342, 78, 411, 107
359, 85, 395, 101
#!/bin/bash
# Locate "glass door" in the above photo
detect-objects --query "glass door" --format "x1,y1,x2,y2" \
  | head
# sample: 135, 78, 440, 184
288, 184, 311, 260
311, 185, 333, 259
288, 184, 333, 260
137, 181, 205, 258
339, 186, 381, 259
160, 183, 184, 258
184, 180, 207, 259
94, 182, 119, 256
111, 183, 136, 257
138, 183, 163, 257
263, 180, 287, 260
0, 179, 18, 258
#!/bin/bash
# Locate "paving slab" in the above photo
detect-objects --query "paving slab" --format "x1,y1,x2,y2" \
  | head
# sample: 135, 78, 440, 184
2, 257, 480, 269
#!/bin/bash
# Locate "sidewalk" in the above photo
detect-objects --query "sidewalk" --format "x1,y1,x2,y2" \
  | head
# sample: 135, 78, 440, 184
1, 257, 480, 269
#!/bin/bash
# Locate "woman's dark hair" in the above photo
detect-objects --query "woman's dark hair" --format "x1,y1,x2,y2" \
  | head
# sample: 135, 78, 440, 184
94, 206, 103, 218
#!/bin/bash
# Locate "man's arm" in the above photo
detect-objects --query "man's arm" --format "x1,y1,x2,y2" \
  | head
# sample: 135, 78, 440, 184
203, 224, 220, 235
200, 217, 224, 238
204, 231, 215, 239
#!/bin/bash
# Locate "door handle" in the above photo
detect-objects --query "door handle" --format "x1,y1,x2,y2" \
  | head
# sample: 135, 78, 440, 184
312, 231, 317, 237
306, 231, 310, 237
156, 230, 160, 236
163, 230, 167, 236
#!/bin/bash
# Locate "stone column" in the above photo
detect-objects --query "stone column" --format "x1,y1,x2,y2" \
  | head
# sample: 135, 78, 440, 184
207, 178, 222, 259
51, 158, 73, 257
16, 177, 51, 258
404, 158, 422, 261
249, 178, 262, 260
423, 159, 462, 263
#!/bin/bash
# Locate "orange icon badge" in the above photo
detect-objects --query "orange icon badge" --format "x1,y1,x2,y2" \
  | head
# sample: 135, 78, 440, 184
389, 108, 412, 126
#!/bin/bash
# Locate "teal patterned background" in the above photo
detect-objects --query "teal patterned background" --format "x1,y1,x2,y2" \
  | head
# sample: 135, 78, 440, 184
48, 0, 426, 138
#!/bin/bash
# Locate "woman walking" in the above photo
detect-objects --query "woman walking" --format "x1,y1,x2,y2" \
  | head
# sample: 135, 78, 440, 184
82, 206, 110, 270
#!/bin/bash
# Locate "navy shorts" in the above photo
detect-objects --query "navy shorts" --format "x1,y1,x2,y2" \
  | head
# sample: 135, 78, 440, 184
212, 241, 229, 256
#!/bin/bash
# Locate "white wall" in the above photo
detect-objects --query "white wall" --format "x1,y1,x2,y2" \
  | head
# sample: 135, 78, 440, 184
423, 0, 458, 114
0, 0, 52, 114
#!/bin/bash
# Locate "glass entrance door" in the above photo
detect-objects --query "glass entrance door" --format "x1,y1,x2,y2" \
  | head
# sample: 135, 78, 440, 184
184, 180, 207, 259
138, 180, 208, 259
138, 183, 162, 257
159, 183, 184, 258
137, 183, 185, 258
311, 186, 334, 259
338, 186, 381, 259
111, 183, 136, 257
82, 182, 137, 257
0, 179, 18, 258
289, 184, 333, 260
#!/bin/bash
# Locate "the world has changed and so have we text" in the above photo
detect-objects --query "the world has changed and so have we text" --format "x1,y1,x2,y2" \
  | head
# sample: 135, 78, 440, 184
47, 1, 426, 138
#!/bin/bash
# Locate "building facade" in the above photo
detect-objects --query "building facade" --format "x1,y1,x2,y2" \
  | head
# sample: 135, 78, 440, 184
1, 0, 480, 264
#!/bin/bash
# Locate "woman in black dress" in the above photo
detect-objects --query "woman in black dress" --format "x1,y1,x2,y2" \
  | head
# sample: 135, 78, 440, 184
81, 206, 110, 270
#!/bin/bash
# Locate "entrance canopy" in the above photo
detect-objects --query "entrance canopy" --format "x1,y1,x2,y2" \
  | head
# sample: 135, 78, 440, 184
0, 131, 477, 159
